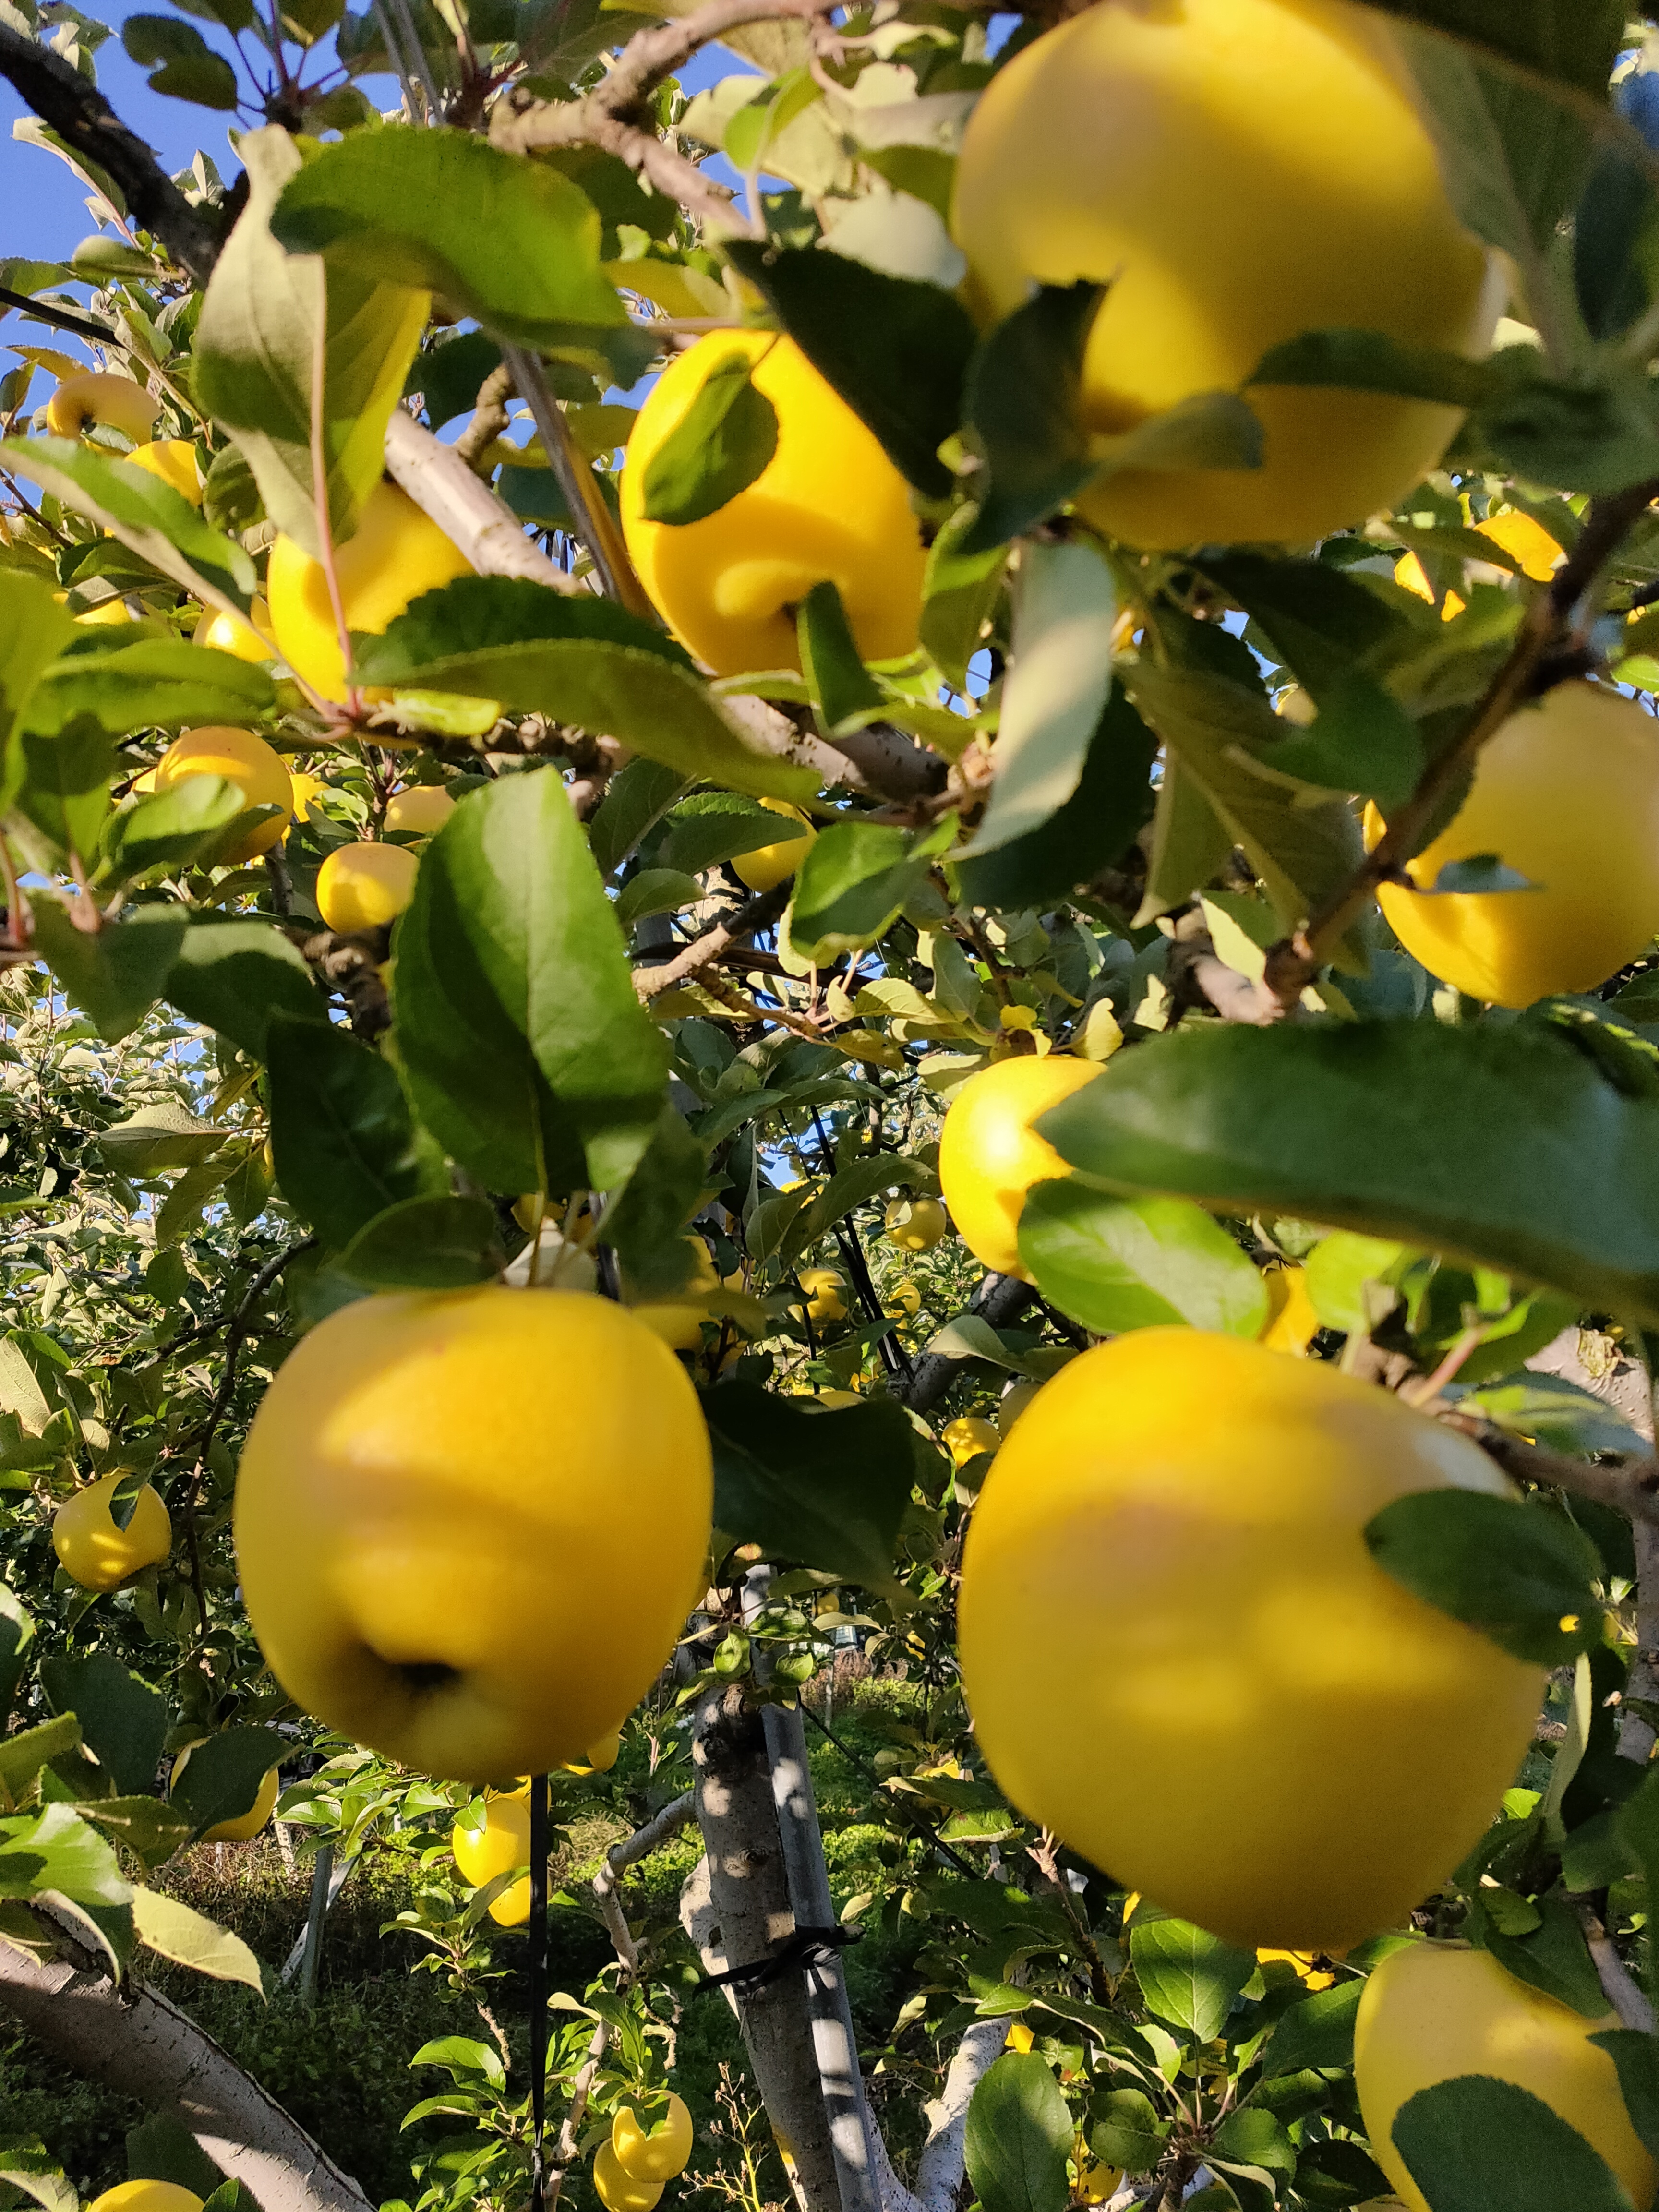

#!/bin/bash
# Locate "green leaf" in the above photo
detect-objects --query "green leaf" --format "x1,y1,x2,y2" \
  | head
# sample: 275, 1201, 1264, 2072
1212, 2108, 1296, 2185
723, 242, 974, 499
351, 577, 818, 804
1396, 25, 1596, 264
0, 1712, 81, 1803
789, 815, 958, 963
168, 1727, 284, 1837
963, 2052, 1071, 2212
266, 1013, 428, 1251
1017, 1181, 1270, 1339
797, 580, 885, 736
0, 437, 253, 619
1129, 1917, 1255, 2042
337, 1195, 502, 1289
657, 793, 786, 877
164, 919, 326, 1060
1248, 326, 1498, 410
0, 2135, 75, 2212
16, 715, 114, 865
393, 769, 668, 1196
81, 1795, 193, 1870
270, 126, 630, 358
96, 1102, 228, 1174
132, 1886, 264, 1989
1199, 551, 1412, 704
921, 505, 1007, 696
1475, 1892, 1610, 2018
1259, 670, 1426, 814
0, 1584, 33, 1726
0, 1801, 132, 1910
1261, 1979, 1363, 2077
958, 283, 1103, 552
1089, 2089, 1168, 2178
589, 759, 689, 877
602, 1107, 708, 1298
955, 687, 1157, 912
640, 346, 778, 525
700, 1382, 916, 1589
28, 903, 187, 1044
1292, 2138, 1392, 2208
960, 539, 1115, 859
1364, 0, 1623, 99
24, 641, 276, 738
615, 869, 700, 929
194, 126, 430, 560
1390, 2074, 1635, 2212
0, 574, 76, 801
38, 1652, 168, 1797
779, 1153, 939, 1269
1365, 1491, 1601, 1666
99, 777, 251, 883
120, 14, 238, 106
1034, 1020, 1659, 1325
1122, 660, 1366, 952
1589, 2031, 1659, 2158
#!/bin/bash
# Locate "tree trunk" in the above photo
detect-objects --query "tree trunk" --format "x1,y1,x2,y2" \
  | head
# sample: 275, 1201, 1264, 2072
691, 1683, 842, 2212
0, 1938, 372, 2212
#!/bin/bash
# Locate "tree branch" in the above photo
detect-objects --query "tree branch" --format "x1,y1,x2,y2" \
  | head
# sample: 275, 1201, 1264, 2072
1449, 1419, 1659, 1528
0, 23, 224, 285
452, 361, 516, 473
1263, 476, 1659, 1005
634, 885, 790, 999
490, 0, 833, 229
899, 1275, 1036, 1414
1575, 1902, 1656, 2032
0, 1936, 372, 2212
592, 1791, 696, 1974
914, 2017, 1010, 2212
383, 406, 582, 593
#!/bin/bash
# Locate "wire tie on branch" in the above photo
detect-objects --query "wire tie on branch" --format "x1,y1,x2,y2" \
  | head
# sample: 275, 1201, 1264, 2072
696, 1921, 860, 1997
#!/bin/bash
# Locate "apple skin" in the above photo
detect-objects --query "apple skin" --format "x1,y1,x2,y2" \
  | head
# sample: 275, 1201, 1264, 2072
233, 1286, 713, 1783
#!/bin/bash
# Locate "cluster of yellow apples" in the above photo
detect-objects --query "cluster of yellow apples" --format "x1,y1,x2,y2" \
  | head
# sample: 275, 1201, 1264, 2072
595, 2093, 695, 2212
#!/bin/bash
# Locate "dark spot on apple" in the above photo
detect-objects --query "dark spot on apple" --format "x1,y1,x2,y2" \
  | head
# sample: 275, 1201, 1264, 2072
394, 1659, 462, 1694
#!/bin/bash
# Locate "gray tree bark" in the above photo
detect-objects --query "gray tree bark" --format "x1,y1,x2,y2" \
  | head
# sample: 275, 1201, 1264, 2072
691, 1683, 843, 2212
0, 1937, 371, 2212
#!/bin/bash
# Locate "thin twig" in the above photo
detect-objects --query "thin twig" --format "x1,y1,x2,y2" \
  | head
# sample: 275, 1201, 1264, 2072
0, 285, 118, 346
1575, 1901, 1656, 2031
1449, 1417, 1659, 1527
1263, 477, 1659, 1004
454, 361, 516, 473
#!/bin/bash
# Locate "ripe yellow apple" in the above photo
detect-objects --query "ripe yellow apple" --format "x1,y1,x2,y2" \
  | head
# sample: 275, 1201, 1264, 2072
1261, 1267, 1319, 1357
233, 1287, 713, 1781
620, 331, 926, 678
170, 1744, 282, 1841
154, 726, 293, 863
594, 2142, 662, 2212
813, 1389, 865, 1410
75, 599, 136, 627
951, 0, 1498, 549
266, 481, 473, 704
1370, 683, 1659, 1007
53, 1474, 171, 1591
938, 1055, 1104, 1280
958, 1329, 1544, 1951
1006, 2021, 1035, 2053
613, 2093, 694, 2183
885, 1196, 946, 1252
452, 1790, 533, 1925
796, 1268, 848, 1324
584, 1726, 622, 1772
1394, 551, 1464, 622
86, 2187, 204, 2212
941, 1414, 999, 1466
1479, 509, 1563, 582
384, 784, 457, 837
288, 772, 328, 824
886, 1279, 923, 1319
630, 1303, 708, 1354
1355, 1942, 1657, 2212
732, 799, 814, 892
47, 372, 162, 444
1072, 2159, 1123, 2205
125, 440, 202, 505
196, 597, 274, 664
316, 842, 420, 934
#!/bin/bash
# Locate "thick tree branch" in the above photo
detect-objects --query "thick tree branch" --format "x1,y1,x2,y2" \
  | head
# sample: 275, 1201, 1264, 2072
1263, 476, 1659, 1005
383, 406, 581, 593
1576, 1902, 1657, 2032
914, 2017, 1010, 2212
900, 1275, 1036, 1414
0, 1936, 371, 2212
453, 361, 516, 473
592, 1791, 696, 1974
0, 24, 224, 285
1449, 1420, 1659, 1529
